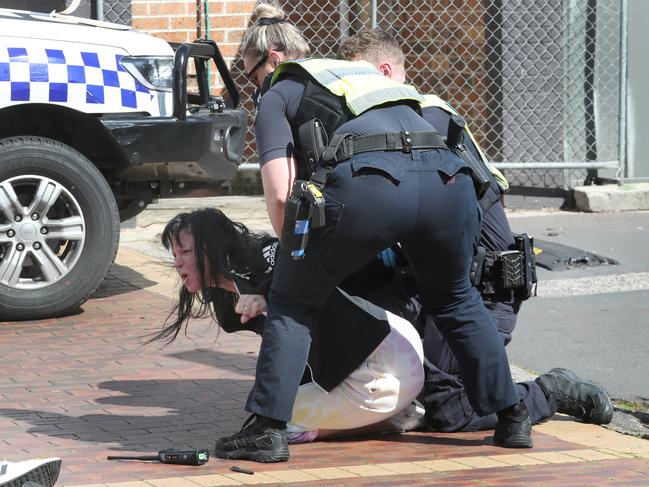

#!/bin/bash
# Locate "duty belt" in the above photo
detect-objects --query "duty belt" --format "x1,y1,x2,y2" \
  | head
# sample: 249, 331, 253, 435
321, 131, 447, 165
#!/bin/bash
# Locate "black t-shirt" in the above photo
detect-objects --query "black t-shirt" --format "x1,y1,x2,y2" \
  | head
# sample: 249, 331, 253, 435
254, 76, 433, 167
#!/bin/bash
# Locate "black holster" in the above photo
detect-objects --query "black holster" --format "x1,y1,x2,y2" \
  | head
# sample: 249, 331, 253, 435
471, 233, 537, 300
280, 179, 326, 260
298, 118, 328, 177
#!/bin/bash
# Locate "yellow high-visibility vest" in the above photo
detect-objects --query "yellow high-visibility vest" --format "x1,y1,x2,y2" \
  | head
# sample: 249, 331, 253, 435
272, 58, 424, 116
421, 94, 509, 191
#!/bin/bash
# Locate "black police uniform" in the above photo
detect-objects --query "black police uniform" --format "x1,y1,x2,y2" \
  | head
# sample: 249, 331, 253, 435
247, 73, 519, 424
419, 105, 549, 431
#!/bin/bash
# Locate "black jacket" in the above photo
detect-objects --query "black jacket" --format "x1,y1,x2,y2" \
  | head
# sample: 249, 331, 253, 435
218, 237, 395, 392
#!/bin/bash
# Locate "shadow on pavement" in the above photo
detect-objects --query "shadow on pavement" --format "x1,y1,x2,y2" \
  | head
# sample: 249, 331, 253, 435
329, 431, 489, 448
167, 347, 260, 368
92, 263, 159, 299
0, 377, 254, 454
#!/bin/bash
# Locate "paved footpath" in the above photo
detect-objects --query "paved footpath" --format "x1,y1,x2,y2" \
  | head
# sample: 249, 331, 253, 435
1, 199, 649, 486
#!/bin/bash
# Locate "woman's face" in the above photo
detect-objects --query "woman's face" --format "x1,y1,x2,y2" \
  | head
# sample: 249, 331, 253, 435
171, 229, 202, 294
171, 228, 237, 294
243, 49, 288, 88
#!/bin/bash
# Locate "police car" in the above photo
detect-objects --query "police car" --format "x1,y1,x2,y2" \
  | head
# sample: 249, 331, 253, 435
0, 8, 247, 320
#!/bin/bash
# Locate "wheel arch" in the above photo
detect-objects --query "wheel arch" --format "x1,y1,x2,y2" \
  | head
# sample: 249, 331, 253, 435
0, 104, 130, 177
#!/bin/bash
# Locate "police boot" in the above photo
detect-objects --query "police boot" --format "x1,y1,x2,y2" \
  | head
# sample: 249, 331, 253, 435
535, 368, 614, 425
214, 414, 289, 463
493, 401, 533, 448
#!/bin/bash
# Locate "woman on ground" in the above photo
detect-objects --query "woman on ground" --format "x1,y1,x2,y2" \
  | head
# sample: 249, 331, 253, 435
149, 208, 425, 452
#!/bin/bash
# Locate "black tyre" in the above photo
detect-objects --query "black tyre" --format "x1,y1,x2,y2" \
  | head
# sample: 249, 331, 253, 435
0, 136, 119, 320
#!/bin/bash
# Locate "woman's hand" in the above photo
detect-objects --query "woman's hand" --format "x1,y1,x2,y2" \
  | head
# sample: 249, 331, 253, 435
235, 294, 268, 324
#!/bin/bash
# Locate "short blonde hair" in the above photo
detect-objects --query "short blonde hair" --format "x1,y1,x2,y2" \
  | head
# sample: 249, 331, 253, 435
338, 28, 405, 66
242, 3, 311, 60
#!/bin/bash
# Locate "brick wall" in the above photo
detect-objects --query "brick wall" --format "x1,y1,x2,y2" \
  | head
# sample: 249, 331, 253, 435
386, 1, 490, 153
132, 0, 255, 85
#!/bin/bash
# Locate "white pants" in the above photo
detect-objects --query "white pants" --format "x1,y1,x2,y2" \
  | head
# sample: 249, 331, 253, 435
289, 311, 424, 437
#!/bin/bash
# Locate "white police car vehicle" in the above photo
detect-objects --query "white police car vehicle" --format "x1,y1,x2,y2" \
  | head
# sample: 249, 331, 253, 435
0, 8, 247, 320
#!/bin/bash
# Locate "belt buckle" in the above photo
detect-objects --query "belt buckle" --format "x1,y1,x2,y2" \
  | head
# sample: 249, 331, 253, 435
401, 130, 413, 153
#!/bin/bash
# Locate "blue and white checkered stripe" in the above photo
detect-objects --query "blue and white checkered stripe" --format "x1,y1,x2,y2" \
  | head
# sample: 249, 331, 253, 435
0, 42, 170, 116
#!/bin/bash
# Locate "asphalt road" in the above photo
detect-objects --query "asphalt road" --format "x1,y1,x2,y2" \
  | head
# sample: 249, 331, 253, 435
506, 210, 649, 403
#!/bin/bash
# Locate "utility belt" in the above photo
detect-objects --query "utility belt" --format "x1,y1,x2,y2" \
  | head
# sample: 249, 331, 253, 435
282, 121, 447, 260
320, 130, 447, 165
470, 234, 538, 301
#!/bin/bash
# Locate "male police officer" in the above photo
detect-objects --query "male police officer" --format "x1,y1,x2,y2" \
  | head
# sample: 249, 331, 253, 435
337, 28, 614, 433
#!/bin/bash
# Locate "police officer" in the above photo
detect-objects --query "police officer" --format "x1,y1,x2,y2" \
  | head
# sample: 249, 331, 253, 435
337, 28, 614, 432
214, 4, 531, 463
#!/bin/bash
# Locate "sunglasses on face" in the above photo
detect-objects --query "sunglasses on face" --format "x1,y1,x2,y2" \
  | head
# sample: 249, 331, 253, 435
246, 52, 269, 85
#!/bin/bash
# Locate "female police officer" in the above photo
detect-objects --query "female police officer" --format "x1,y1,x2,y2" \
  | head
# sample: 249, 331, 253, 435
214, 4, 532, 462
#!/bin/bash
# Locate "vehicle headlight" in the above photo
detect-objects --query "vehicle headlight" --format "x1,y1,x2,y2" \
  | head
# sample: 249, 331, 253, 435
120, 56, 173, 92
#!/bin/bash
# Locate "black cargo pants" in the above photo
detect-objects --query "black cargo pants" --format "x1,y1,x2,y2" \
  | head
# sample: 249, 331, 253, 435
246, 148, 519, 422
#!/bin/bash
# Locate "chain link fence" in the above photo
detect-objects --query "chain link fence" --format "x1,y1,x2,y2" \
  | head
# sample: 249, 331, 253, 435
225, 0, 624, 191
97, 0, 131, 25
97, 0, 624, 191
93, 0, 624, 191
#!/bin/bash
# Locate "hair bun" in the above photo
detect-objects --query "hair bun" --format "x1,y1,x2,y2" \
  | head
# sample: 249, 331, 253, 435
250, 3, 285, 23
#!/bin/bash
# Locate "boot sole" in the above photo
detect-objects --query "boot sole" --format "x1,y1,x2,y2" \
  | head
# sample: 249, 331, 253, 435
214, 447, 289, 463
494, 433, 534, 448
0, 458, 61, 487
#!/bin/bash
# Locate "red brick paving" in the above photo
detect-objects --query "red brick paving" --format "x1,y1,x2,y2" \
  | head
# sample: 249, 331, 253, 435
292, 459, 649, 486
1, 265, 648, 486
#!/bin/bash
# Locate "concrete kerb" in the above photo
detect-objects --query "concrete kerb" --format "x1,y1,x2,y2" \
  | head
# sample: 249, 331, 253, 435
573, 182, 649, 212
128, 183, 649, 231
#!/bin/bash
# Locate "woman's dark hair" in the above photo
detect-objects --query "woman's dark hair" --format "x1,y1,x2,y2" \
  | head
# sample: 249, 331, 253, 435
147, 207, 268, 345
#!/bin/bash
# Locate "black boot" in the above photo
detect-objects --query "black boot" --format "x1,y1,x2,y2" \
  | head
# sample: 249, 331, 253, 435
493, 401, 533, 448
535, 368, 613, 424
214, 414, 289, 463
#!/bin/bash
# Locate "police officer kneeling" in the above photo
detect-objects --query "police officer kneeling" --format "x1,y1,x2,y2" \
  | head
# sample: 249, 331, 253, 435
214, 30, 534, 464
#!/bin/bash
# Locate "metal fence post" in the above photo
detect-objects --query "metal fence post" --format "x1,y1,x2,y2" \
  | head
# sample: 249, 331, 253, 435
96, 0, 104, 21
338, 0, 351, 40
618, 0, 628, 185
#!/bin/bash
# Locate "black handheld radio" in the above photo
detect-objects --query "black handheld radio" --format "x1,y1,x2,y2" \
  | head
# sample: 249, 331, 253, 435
107, 448, 209, 466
